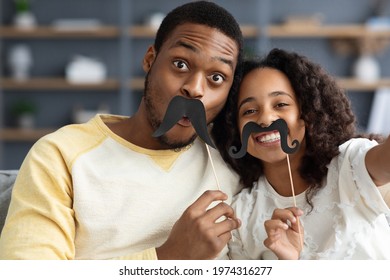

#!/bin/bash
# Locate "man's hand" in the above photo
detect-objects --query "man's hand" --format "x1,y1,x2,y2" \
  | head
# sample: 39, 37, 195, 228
156, 190, 241, 259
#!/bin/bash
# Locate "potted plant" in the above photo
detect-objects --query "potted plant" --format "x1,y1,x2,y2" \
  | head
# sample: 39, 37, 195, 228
13, 0, 37, 29
11, 100, 37, 129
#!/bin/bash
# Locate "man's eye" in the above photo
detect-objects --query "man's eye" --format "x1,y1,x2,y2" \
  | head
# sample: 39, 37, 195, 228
173, 60, 188, 70
210, 74, 225, 85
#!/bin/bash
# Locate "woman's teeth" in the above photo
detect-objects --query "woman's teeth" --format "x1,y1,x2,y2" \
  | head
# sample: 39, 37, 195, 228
256, 132, 281, 143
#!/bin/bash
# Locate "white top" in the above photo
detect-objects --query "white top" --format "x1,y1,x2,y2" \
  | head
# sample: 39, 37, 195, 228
229, 138, 390, 260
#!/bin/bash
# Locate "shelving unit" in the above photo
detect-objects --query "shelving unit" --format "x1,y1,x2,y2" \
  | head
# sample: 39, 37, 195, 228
0, 24, 259, 92
0, 0, 265, 168
0, 0, 388, 169
0, 0, 134, 169
266, 23, 390, 92
337, 78, 390, 91
3, 24, 390, 93
0, 128, 55, 142
3, 76, 389, 93
0, 77, 120, 90
267, 24, 390, 38
0, 26, 120, 38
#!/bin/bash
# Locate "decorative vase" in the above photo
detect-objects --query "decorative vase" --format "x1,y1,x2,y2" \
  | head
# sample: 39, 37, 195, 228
8, 44, 33, 81
13, 11, 37, 29
17, 113, 35, 129
353, 54, 380, 83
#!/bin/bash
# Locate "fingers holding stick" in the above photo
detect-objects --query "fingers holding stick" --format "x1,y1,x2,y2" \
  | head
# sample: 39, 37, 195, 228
264, 207, 304, 260
157, 190, 240, 259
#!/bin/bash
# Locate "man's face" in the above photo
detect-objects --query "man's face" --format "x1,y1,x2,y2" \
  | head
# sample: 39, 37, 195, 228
143, 23, 239, 149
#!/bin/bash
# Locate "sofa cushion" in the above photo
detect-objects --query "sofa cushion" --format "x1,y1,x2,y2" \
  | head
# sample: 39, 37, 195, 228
0, 170, 18, 234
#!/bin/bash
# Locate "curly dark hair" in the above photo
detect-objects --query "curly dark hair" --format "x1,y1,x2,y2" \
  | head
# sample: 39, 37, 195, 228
212, 48, 358, 206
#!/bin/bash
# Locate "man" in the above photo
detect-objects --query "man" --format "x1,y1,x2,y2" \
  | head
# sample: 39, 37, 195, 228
0, 1, 243, 260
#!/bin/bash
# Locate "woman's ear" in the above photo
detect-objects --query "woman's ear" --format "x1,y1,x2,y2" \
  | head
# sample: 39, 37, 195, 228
143, 45, 156, 72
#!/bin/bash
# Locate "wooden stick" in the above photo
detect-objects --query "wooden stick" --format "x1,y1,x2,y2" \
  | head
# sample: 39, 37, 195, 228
205, 144, 221, 191
286, 154, 303, 251
205, 143, 235, 242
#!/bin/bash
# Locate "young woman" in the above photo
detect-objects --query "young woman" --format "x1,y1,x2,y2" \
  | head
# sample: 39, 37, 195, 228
212, 48, 390, 259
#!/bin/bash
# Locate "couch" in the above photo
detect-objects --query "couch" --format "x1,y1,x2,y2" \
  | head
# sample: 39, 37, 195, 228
0, 170, 18, 234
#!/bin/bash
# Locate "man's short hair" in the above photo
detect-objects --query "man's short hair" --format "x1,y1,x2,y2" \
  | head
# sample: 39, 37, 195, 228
154, 1, 243, 59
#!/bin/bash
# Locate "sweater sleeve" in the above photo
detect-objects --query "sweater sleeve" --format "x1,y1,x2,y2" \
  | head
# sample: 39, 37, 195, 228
0, 135, 158, 260
0, 137, 76, 259
112, 248, 158, 260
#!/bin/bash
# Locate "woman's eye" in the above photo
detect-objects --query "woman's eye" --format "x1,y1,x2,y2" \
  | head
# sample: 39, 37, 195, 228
243, 109, 257, 116
276, 103, 288, 108
210, 74, 225, 85
173, 60, 188, 70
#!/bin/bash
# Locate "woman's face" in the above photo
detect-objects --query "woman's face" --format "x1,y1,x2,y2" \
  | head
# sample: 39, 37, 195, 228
237, 67, 306, 163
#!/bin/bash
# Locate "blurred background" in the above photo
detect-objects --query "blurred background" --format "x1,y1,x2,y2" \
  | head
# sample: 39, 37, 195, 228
1, 0, 390, 169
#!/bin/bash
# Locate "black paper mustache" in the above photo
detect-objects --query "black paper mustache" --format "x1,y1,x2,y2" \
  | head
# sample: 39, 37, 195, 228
152, 95, 216, 148
229, 118, 300, 159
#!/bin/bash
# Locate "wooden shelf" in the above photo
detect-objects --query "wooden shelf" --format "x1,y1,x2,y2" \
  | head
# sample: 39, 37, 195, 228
132, 76, 390, 92
3, 77, 390, 92
130, 26, 159, 38
1, 77, 144, 90
267, 24, 390, 38
129, 77, 144, 90
241, 25, 260, 38
337, 78, 390, 91
0, 78, 120, 90
0, 128, 55, 141
0, 25, 260, 39
0, 26, 120, 38
129, 24, 259, 38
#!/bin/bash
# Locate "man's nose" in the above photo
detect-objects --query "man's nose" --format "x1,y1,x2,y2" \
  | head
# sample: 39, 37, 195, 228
181, 72, 205, 99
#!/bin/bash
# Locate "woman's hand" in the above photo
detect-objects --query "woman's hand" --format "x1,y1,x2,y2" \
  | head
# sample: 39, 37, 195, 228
263, 207, 304, 260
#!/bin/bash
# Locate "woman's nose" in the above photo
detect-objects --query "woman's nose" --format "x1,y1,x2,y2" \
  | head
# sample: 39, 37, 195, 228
257, 110, 278, 128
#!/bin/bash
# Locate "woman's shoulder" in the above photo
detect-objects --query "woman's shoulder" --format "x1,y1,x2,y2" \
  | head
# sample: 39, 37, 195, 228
332, 137, 378, 169
338, 137, 378, 155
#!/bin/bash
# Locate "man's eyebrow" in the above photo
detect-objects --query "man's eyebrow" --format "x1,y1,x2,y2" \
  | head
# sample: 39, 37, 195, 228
173, 40, 198, 52
216, 57, 234, 71
173, 40, 234, 71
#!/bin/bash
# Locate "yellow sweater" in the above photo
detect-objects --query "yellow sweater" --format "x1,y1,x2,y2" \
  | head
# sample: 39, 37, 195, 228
0, 115, 241, 259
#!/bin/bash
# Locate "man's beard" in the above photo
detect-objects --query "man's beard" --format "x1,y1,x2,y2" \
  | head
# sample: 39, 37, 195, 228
144, 73, 198, 150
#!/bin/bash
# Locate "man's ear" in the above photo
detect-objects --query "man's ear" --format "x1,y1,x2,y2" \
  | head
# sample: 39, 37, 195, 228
143, 45, 156, 72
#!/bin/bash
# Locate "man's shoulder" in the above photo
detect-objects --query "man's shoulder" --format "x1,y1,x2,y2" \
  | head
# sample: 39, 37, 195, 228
29, 115, 110, 165
41, 114, 110, 144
